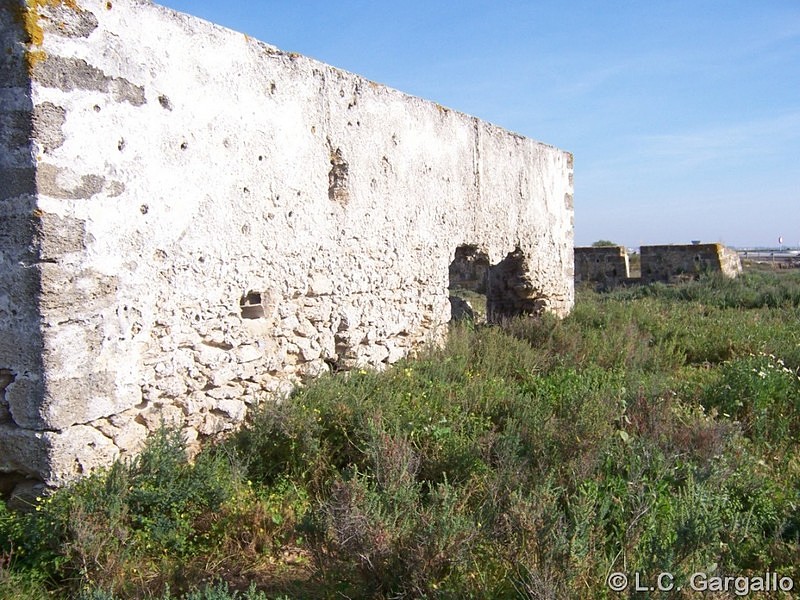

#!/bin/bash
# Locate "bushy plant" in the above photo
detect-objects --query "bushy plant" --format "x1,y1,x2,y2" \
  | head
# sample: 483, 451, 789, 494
702, 352, 800, 447
0, 427, 262, 596
4, 269, 800, 598
75, 582, 279, 600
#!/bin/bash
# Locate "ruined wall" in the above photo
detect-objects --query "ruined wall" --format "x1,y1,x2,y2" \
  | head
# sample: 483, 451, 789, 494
449, 245, 490, 293
718, 245, 743, 277
0, 0, 574, 496
574, 246, 630, 289
640, 244, 742, 283
575, 244, 742, 289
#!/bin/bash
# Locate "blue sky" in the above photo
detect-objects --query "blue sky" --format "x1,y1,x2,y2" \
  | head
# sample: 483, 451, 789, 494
158, 1, 799, 249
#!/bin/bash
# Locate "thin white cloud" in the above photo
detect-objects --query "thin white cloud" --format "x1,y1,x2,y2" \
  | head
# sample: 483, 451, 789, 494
635, 111, 800, 169
554, 61, 636, 97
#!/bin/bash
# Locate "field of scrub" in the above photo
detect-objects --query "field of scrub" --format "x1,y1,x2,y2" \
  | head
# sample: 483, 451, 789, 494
3, 269, 800, 599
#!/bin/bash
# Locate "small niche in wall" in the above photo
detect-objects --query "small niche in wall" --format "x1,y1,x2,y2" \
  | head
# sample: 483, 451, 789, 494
240, 291, 265, 319
328, 147, 349, 204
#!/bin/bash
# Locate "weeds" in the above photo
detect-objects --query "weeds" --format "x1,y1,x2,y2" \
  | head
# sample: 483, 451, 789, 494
2, 270, 800, 598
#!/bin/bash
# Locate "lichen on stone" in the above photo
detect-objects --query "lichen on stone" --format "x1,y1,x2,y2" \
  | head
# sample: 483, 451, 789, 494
18, 0, 83, 71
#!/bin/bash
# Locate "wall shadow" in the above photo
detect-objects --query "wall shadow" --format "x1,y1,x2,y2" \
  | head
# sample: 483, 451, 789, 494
0, 1, 47, 498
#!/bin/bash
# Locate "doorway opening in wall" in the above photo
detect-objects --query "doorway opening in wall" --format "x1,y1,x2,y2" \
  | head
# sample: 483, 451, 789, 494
485, 247, 545, 321
448, 245, 490, 323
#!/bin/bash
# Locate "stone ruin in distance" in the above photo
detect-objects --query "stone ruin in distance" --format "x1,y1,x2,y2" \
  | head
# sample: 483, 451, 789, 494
575, 243, 743, 289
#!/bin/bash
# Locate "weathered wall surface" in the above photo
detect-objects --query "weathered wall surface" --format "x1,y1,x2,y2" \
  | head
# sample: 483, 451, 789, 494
0, 0, 573, 496
449, 245, 490, 293
1, 0, 46, 500
718, 245, 743, 277
640, 244, 742, 283
574, 246, 630, 288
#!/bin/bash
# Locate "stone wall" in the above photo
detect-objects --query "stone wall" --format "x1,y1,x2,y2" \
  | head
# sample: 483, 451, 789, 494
574, 246, 630, 289
0, 0, 574, 496
575, 244, 742, 288
449, 245, 490, 293
718, 245, 743, 277
640, 244, 742, 283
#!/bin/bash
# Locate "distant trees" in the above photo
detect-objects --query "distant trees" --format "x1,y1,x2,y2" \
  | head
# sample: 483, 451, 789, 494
591, 239, 617, 247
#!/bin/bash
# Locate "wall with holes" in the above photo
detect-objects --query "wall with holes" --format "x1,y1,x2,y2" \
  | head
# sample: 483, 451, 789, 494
449, 246, 490, 294
0, 0, 574, 498
574, 246, 631, 289
640, 244, 742, 283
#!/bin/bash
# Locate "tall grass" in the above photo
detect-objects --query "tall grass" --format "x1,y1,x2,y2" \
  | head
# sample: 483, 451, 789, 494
2, 270, 800, 598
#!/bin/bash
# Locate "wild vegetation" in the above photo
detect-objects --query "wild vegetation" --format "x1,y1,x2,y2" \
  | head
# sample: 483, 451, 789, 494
2, 269, 800, 599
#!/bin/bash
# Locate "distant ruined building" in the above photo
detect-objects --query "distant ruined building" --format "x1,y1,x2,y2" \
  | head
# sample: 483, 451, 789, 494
574, 246, 631, 289
0, 0, 574, 500
575, 243, 743, 288
639, 244, 742, 283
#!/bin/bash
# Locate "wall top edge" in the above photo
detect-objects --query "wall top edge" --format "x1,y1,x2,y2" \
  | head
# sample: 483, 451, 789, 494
24, 0, 570, 156
640, 244, 727, 251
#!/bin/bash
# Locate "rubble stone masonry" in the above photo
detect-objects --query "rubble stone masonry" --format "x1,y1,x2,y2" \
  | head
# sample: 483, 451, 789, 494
0, 0, 574, 498
640, 244, 742, 283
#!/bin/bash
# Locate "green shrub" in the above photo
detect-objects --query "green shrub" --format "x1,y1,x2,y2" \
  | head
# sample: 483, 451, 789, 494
0, 427, 252, 596
75, 582, 279, 600
702, 353, 800, 447
4, 270, 800, 598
